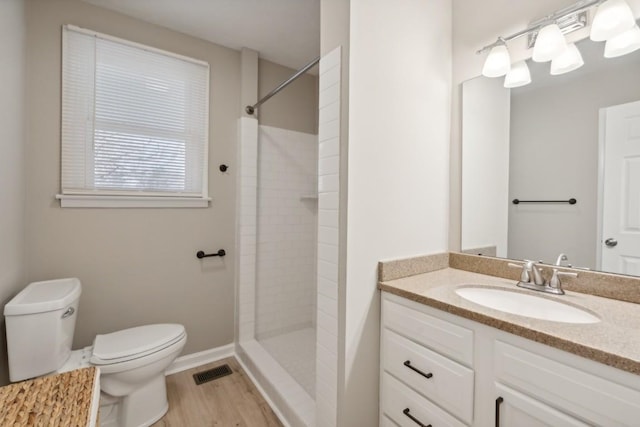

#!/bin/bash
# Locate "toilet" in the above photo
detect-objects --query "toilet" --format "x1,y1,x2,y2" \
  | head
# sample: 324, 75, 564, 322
3, 278, 187, 427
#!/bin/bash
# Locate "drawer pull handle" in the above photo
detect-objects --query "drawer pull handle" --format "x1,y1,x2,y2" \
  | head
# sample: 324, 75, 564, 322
403, 408, 432, 427
495, 396, 504, 427
404, 360, 433, 379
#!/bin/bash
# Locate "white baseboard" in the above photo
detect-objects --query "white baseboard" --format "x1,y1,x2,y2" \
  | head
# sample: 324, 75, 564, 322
165, 343, 235, 376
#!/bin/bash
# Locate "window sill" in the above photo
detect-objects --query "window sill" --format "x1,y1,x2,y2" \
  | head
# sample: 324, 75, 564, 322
56, 194, 211, 208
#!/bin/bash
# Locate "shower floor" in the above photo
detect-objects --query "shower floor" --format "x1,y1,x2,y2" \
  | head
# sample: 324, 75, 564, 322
259, 327, 316, 398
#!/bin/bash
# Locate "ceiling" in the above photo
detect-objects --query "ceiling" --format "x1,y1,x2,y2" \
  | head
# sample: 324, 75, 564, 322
82, 0, 320, 72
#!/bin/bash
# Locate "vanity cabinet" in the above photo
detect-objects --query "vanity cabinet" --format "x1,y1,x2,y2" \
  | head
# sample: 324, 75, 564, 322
380, 295, 475, 426
380, 292, 640, 427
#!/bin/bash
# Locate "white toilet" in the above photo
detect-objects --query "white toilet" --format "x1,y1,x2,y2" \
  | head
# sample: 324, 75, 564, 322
4, 278, 187, 427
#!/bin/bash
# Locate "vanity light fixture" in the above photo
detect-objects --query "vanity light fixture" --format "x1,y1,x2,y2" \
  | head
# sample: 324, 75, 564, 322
604, 24, 640, 57
503, 61, 531, 88
477, 0, 640, 84
481, 39, 511, 77
533, 23, 568, 62
590, 0, 637, 41
550, 43, 585, 74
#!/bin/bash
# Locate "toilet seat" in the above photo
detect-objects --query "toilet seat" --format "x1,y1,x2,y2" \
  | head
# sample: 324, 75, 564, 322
91, 324, 185, 365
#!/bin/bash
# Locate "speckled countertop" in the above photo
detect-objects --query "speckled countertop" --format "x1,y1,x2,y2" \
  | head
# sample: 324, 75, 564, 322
380, 267, 640, 375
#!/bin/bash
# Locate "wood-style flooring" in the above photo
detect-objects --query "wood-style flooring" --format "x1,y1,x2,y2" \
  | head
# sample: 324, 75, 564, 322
152, 357, 283, 427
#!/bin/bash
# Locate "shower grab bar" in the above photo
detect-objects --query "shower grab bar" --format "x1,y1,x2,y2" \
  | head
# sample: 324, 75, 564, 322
512, 198, 577, 205
196, 249, 226, 258
245, 56, 320, 115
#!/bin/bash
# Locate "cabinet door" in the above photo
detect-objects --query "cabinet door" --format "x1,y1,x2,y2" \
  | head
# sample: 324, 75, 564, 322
494, 340, 640, 426
495, 384, 590, 427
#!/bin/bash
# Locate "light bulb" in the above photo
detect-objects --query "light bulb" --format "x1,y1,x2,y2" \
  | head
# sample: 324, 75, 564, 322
605, 25, 640, 57
533, 23, 568, 62
550, 43, 584, 75
590, 0, 637, 41
504, 61, 531, 88
482, 43, 511, 77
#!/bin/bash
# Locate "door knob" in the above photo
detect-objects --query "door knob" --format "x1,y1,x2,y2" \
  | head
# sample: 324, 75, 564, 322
605, 238, 618, 247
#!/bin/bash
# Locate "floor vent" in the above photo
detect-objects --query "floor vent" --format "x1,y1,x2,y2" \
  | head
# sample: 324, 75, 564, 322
193, 364, 233, 385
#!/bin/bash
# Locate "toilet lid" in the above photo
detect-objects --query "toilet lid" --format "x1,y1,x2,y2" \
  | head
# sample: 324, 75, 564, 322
90, 324, 185, 365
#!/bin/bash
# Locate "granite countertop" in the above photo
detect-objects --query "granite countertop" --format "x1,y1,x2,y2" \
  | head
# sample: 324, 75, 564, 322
379, 267, 640, 375
0, 367, 100, 426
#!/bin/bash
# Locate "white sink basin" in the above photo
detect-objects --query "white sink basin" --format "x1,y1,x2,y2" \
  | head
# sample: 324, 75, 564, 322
455, 287, 600, 324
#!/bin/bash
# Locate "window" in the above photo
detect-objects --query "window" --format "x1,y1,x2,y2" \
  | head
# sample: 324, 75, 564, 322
59, 25, 210, 208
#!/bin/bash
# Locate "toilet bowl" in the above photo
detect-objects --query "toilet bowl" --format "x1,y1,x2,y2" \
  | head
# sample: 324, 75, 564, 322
4, 278, 187, 427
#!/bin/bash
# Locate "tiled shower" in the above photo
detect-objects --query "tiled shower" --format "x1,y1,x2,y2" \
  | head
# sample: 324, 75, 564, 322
235, 118, 319, 426
255, 125, 318, 397
236, 47, 341, 427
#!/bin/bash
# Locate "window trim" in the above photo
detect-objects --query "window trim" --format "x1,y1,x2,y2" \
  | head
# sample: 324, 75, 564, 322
59, 25, 211, 208
55, 194, 211, 208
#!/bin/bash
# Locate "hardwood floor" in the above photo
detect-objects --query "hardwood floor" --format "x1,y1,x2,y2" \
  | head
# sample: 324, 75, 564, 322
152, 357, 283, 427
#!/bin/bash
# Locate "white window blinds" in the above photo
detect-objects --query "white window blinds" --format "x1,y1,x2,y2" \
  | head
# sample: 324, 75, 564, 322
61, 25, 209, 203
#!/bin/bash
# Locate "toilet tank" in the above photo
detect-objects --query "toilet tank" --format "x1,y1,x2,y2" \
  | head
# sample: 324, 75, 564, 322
4, 278, 81, 382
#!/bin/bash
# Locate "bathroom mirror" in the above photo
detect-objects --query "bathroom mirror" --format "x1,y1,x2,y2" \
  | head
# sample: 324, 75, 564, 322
461, 36, 640, 277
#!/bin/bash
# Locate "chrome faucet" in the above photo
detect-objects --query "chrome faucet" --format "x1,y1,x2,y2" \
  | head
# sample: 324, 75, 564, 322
508, 260, 578, 295
555, 253, 568, 266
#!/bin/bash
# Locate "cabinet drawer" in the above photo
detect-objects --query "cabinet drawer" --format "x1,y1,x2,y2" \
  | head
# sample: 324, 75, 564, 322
381, 372, 467, 427
495, 383, 590, 427
494, 341, 640, 426
383, 329, 474, 424
382, 297, 474, 366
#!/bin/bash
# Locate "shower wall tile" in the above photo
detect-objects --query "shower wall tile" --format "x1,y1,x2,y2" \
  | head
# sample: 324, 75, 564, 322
255, 125, 319, 339
315, 46, 341, 427
319, 82, 340, 109
318, 102, 340, 128
237, 117, 259, 342
319, 119, 339, 143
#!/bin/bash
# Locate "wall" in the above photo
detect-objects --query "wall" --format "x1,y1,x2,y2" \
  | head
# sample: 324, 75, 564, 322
24, 0, 238, 355
255, 125, 318, 338
0, 0, 26, 386
258, 59, 319, 134
343, 1, 452, 426
451, 0, 640, 251
508, 58, 640, 267
23, 0, 318, 358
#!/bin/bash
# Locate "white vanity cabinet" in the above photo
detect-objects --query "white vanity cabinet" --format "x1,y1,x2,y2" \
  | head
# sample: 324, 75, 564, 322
380, 295, 475, 426
380, 291, 640, 427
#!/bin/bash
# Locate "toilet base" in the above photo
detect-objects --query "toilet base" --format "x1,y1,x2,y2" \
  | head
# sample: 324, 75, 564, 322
120, 374, 169, 427
100, 375, 169, 427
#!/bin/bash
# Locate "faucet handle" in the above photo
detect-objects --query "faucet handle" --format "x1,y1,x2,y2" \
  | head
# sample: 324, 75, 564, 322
508, 262, 529, 282
526, 260, 546, 285
548, 268, 578, 294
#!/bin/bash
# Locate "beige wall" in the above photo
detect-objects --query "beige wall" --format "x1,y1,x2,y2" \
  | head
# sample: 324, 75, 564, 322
258, 58, 318, 134
0, 0, 26, 386
22, 0, 317, 359
25, 0, 240, 355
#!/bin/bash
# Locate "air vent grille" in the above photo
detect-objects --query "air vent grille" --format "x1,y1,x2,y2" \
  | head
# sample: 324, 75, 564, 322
193, 364, 232, 385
